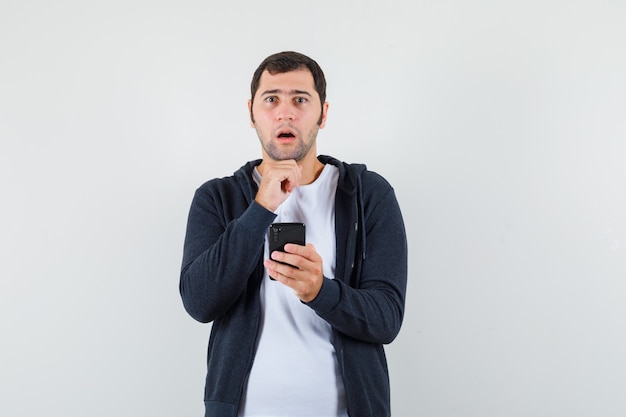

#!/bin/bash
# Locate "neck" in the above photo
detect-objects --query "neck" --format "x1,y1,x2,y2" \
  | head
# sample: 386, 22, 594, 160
300, 158, 325, 185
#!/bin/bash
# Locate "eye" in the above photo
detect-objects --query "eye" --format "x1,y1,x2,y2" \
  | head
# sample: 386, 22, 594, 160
264, 96, 277, 103
294, 97, 308, 104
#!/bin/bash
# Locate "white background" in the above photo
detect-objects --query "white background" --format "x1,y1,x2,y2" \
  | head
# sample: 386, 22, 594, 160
1, 1, 625, 416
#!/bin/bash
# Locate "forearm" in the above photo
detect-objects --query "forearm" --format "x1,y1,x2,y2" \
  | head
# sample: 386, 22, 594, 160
308, 191, 408, 344
180, 199, 276, 323
308, 266, 407, 344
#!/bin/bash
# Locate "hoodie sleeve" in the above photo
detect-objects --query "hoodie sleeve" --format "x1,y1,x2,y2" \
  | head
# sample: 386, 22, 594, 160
179, 181, 276, 323
306, 172, 408, 344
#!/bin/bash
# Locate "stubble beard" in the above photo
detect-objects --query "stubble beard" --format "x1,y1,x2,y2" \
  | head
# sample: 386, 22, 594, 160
257, 124, 320, 162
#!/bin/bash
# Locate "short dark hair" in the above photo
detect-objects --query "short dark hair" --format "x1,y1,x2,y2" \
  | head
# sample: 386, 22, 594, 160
250, 51, 327, 105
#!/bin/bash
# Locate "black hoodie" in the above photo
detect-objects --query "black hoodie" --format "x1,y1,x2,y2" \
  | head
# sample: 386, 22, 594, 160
180, 155, 408, 417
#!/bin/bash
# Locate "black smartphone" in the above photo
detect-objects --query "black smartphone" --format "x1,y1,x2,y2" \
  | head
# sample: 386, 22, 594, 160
267, 222, 306, 279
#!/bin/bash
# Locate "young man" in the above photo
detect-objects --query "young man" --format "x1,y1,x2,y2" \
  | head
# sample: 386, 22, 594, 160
180, 51, 408, 417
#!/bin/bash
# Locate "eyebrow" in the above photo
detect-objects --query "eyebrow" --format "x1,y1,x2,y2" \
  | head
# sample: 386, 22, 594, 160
260, 89, 313, 97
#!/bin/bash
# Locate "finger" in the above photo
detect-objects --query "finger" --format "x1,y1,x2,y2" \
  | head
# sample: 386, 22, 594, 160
282, 243, 302, 254
264, 259, 299, 281
282, 170, 301, 192
283, 242, 315, 256
270, 251, 303, 271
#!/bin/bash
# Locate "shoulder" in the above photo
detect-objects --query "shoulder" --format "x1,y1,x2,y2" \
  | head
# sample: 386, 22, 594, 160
319, 155, 394, 194
360, 169, 394, 192
195, 160, 260, 194
196, 174, 238, 193
189, 161, 260, 213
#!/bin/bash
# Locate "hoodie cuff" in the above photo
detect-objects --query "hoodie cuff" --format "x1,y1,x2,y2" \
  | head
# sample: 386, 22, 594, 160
305, 277, 341, 315
238, 201, 277, 236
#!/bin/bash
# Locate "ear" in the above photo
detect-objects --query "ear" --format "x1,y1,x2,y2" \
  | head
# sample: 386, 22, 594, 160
318, 102, 329, 128
248, 100, 255, 127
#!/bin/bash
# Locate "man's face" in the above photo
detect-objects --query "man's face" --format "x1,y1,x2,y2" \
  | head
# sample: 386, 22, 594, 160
249, 68, 328, 162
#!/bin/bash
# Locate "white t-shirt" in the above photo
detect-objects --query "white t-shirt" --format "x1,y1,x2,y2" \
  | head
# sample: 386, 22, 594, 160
239, 164, 347, 417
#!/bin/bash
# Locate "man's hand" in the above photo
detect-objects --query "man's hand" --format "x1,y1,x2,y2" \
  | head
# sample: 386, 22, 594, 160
264, 243, 324, 302
255, 160, 302, 212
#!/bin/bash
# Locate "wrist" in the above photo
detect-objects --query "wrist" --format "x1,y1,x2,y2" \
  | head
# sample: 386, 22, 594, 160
254, 196, 277, 213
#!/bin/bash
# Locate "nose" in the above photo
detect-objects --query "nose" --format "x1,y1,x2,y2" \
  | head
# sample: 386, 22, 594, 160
276, 102, 295, 121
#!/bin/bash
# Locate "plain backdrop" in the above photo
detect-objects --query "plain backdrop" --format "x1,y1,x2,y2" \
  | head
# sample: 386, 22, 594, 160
1, 1, 625, 416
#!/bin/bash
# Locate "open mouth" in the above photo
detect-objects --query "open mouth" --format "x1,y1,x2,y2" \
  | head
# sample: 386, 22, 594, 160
276, 129, 296, 140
